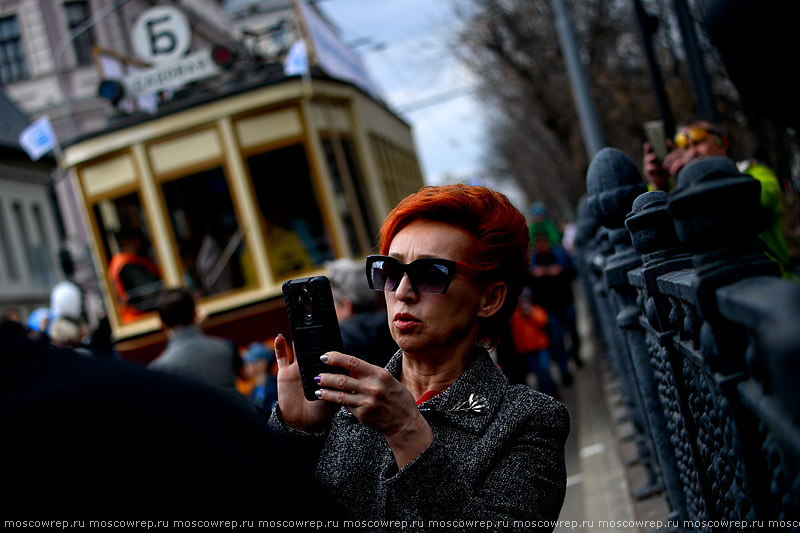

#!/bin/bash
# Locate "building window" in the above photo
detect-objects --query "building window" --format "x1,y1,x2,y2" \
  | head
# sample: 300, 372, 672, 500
64, 1, 95, 66
0, 15, 29, 85
322, 138, 378, 255
161, 167, 255, 297
370, 134, 423, 210
31, 204, 58, 288
12, 201, 34, 280
0, 202, 19, 281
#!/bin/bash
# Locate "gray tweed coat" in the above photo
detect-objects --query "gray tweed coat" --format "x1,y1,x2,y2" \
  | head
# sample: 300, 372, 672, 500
268, 348, 569, 531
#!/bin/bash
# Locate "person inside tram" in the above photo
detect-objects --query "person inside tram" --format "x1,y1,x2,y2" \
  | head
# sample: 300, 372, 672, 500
108, 228, 163, 324
267, 184, 569, 525
196, 213, 245, 296
263, 206, 316, 277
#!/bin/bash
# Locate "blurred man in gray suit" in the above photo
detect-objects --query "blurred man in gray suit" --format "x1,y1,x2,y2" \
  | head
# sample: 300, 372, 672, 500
148, 288, 242, 399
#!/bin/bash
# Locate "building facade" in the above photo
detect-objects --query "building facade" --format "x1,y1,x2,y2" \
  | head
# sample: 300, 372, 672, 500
1, 0, 247, 322
0, 91, 63, 321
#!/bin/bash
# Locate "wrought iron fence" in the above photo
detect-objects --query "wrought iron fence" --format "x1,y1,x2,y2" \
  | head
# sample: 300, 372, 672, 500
575, 149, 800, 532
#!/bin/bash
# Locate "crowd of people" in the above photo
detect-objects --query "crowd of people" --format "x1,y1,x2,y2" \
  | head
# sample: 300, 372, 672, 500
2, 184, 575, 527
2, 128, 794, 524
493, 202, 583, 400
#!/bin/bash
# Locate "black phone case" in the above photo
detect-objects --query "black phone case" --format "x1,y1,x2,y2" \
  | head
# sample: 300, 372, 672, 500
282, 276, 347, 401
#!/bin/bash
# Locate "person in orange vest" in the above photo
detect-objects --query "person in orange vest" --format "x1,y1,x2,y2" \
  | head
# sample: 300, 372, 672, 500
108, 229, 162, 324
509, 287, 558, 397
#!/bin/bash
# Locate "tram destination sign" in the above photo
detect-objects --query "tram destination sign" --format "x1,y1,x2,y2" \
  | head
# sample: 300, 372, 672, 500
122, 6, 219, 97
132, 6, 192, 64
122, 49, 221, 96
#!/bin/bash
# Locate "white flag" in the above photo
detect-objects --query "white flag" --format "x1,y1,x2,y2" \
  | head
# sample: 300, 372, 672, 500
283, 39, 309, 76
18, 115, 57, 161
294, 0, 379, 98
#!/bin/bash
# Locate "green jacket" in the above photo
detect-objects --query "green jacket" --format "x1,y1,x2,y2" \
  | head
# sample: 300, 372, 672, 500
650, 159, 791, 273
738, 161, 791, 271
528, 219, 562, 248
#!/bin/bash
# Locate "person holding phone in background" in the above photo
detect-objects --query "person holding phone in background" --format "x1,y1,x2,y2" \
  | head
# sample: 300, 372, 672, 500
268, 185, 569, 529
643, 117, 791, 272
326, 257, 398, 369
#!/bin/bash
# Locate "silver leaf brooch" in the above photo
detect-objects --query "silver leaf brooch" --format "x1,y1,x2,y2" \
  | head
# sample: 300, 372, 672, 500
451, 393, 490, 414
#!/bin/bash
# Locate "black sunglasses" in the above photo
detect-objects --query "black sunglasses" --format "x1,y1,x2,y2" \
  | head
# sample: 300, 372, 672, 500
366, 255, 482, 295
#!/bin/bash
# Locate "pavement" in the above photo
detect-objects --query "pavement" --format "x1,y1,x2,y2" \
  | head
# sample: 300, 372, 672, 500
552, 288, 670, 533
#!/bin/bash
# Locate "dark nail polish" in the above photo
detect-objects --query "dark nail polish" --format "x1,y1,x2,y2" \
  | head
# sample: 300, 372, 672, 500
314, 375, 321, 383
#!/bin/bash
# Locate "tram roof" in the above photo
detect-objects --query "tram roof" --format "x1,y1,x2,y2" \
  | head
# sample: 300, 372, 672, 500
63, 70, 409, 149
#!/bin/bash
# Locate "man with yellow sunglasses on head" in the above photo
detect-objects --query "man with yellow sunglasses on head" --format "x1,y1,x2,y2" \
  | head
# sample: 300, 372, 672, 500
643, 118, 791, 274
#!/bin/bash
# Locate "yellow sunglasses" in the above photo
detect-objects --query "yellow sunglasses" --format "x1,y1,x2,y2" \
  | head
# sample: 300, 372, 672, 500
673, 126, 723, 149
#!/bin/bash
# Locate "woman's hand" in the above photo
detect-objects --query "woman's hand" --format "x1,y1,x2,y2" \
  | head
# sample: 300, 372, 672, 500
274, 334, 338, 431
315, 352, 433, 469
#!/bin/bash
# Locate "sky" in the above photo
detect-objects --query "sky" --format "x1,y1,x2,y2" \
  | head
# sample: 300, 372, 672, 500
308, 0, 531, 209
316, 1, 488, 185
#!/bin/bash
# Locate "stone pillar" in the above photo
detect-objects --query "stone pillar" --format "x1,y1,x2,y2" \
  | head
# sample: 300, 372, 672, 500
585, 148, 662, 497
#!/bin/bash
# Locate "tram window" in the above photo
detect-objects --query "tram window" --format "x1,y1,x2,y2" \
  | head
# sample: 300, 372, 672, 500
161, 167, 254, 297
92, 193, 163, 324
246, 144, 334, 278
322, 138, 378, 254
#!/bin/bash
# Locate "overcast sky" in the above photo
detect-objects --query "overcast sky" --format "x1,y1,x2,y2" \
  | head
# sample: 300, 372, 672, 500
317, 0, 486, 185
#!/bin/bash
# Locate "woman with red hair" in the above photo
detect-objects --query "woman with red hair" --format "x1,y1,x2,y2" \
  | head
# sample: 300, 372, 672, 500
269, 185, 569, 528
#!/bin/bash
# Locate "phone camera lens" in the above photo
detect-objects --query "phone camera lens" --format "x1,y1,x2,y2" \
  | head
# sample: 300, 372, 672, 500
301, 287, 313, 320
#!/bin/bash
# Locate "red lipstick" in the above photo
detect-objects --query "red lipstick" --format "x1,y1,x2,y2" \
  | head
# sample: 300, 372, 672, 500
393, 313, 420, 332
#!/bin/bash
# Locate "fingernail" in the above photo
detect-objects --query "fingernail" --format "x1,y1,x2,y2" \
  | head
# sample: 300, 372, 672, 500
314, 389, 323, 398
314, 375, 321, 383
320, 354, 329, 363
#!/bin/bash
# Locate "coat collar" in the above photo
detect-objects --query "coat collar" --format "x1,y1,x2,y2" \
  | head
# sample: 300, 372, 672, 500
166, 324, 202, 346
385, 347, 508, 434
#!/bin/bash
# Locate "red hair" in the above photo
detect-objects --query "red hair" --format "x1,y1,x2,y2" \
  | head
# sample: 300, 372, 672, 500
379, 184, 530, 343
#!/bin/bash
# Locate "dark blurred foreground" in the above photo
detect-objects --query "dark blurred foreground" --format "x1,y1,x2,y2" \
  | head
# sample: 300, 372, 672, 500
0, 321, 335, 520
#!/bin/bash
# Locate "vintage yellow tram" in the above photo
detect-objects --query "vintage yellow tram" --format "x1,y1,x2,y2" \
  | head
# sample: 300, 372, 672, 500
61, 75, 424, 363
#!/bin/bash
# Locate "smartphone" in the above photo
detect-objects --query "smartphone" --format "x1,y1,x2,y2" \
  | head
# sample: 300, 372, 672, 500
282, 276, 347, 401
644, 120, 668, 161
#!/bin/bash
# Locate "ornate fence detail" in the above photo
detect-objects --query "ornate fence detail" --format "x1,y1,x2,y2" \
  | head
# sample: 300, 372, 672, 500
575, 150, 800, 532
